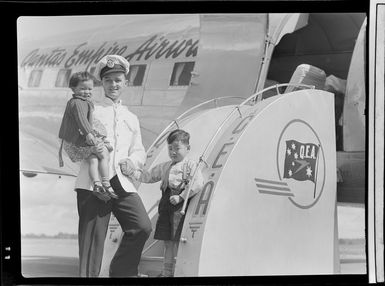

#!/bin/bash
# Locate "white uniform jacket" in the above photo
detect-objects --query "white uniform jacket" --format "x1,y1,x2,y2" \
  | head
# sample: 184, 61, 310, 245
75, 97, 146, 193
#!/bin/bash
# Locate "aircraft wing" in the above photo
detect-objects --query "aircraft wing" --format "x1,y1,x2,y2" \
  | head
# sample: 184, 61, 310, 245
20, 124, 79, 178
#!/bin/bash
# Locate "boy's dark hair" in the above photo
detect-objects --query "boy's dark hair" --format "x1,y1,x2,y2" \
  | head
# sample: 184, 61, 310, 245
69, 71, 93, 88
167, 129, 190, 145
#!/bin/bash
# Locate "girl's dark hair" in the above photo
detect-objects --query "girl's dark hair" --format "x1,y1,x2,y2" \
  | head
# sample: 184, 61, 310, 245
69, 71, 93, 88
167, 129, 190, 145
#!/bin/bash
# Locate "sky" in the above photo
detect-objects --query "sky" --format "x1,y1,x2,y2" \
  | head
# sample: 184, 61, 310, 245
20, 174, 78, 235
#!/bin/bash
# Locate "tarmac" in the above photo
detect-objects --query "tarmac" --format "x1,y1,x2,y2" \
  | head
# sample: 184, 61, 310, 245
20, 202, 366, 278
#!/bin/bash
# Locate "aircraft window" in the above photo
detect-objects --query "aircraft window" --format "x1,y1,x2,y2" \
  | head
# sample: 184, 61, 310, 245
170, 62, 195, 86
28, 70, 43, 87
127, 64, 146, 86
55, 69, 72, 87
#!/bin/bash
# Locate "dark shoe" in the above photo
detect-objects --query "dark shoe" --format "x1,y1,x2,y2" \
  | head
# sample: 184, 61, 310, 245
157, 272, 173, 277
103, 184, 119, 199
93, 183, 111, 202
124, 273, 148, 278
93, 183, 101, 191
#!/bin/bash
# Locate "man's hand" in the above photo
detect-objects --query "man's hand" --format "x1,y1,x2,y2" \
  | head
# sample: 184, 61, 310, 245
92, 142, 105, 155
170, 195, 183, 205
119, 158, 135, 176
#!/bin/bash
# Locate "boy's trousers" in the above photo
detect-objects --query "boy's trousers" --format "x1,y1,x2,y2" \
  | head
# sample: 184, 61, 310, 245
76, 175, 152, 277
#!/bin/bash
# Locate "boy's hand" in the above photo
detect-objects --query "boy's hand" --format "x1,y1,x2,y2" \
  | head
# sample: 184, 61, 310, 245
170, 195, 183, 205
86, 133, 97, 145
119, 159, 135, 176
184, 159, 196, 181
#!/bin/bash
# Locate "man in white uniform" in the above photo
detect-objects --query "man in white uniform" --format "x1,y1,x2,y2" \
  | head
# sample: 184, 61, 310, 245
75, 55, 151, 277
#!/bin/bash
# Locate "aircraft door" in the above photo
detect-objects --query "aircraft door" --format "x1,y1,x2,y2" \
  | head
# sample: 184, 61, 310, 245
176, 14, 267, 116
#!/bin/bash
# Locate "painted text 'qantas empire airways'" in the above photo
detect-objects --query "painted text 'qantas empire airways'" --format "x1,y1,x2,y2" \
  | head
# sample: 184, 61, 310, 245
21, 34, 199, 70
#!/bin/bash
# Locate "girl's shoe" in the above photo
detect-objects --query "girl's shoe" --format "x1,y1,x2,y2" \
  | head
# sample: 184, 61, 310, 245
102, 184, 119, 199
93, 183, 110, 202
93, 182, 104, 193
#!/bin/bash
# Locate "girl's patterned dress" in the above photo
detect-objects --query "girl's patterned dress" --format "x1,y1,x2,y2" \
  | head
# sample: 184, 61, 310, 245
63, 118, 112, 162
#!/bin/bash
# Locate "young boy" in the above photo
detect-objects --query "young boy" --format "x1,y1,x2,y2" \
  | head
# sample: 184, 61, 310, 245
58, 71, 118, 199
132, 129, 204, 277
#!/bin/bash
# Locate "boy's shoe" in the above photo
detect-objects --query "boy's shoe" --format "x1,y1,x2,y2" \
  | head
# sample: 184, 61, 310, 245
102, 184, 119, 199
157, 271, 173, 277
124, 273, 148, 278
137, 273, 148, 278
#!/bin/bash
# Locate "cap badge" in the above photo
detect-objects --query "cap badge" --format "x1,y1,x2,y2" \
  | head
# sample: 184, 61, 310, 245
106, 58, 117, 68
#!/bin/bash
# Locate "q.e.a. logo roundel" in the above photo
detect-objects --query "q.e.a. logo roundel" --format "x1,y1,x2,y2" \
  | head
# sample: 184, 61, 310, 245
255, 119, 326, 209
277, 119, 325, 208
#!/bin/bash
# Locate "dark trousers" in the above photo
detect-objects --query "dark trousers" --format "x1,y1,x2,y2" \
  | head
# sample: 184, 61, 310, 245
76, 175, 152, 277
